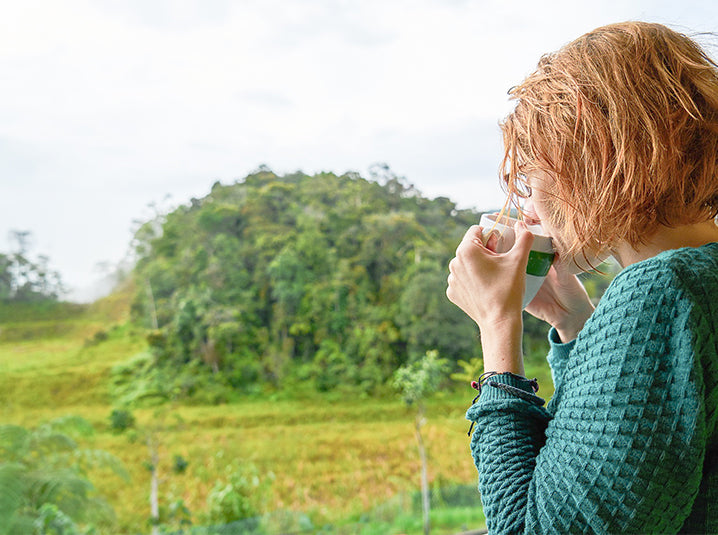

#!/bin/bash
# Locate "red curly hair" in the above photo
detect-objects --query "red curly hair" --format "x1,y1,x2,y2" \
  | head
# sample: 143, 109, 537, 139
500, 21, 718, 260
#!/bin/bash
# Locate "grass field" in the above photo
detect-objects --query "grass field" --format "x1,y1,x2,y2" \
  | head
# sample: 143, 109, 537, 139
0, 288, 554, 533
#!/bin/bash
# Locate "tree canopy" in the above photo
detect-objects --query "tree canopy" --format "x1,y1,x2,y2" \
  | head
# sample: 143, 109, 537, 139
0, 231, 65, 302
129, 167, 483, 396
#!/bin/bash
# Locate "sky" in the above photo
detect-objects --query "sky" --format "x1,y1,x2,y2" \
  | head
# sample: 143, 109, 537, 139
1, 0, 717, 301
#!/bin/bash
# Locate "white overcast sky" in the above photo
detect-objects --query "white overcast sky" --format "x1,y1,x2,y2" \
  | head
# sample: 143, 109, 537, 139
1, 0, 717, 301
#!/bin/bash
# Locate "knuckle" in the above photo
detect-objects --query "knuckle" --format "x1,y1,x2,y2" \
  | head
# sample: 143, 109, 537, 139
455, 242, 469, 257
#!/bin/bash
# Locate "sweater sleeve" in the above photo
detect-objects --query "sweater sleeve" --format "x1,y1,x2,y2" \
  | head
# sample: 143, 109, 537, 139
466, 261, 707, 534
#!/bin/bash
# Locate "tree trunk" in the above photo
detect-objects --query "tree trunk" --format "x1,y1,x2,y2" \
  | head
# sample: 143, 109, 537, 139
415, 405, 430, 535
148, 436, 160, 535
146, 278, 159, 330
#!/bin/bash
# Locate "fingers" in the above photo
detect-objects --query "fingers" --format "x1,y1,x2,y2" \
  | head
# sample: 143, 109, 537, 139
454, 226, 483, 263
464, 225, 483, 241
446, 265, 464, 306
458, 225, 484, 250
445, 272, 456, 302
485, 231, 499, 252
509, 221, 535, 262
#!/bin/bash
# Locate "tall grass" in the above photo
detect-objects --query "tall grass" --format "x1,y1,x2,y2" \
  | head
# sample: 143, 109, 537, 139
0, 292, 505, 533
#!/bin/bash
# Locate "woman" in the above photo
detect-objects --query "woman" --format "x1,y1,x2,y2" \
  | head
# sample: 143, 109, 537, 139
447, 22, 718, 534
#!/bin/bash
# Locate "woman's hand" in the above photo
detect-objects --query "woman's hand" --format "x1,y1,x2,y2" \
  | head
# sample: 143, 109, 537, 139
446, 222, 535, 374
520, 198, 595, 343
524, 258, 595, 343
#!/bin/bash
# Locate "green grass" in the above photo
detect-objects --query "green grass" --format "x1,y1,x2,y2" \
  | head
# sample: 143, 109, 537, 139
0, 292, 504, 534
0, 300, 87, 322
348, 506, 485, 535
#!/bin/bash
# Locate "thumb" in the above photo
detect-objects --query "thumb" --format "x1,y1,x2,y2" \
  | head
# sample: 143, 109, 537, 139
510, 221, 535, 263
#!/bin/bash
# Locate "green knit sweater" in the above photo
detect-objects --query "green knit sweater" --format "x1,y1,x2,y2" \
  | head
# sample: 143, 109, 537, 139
466, 243, 718, 534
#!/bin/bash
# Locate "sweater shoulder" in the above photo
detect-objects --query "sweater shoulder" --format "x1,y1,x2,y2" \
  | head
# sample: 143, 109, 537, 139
572, 244, 718, 361
598, 243, 718, 314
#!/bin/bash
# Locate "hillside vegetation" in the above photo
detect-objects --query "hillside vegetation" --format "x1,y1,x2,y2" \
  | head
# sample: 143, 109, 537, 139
128, 167, 486, 401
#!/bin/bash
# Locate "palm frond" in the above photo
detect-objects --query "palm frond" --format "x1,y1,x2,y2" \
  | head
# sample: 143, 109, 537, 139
0, 425, 30, 462
0, 463, 25, 532
29, 432, 78, 459
25, 468, 93, 521
41, 415, 94, 439
73, 449, 130, 482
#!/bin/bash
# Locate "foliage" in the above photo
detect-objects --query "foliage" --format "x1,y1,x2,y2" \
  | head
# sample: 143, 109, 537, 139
34, 503, 92, 535
393, 350, 449, 407
158, 499, 192, 532
0, 416, 128, 534
0, 165, 624, 533
84, 330, 109, 347
173, 454, 189, 474
128, 167, 481, 397
450, 357, 484, 386
0, 230, 66, 302
205, 462, 275, 524
109, 409, 136, 433
580, 260, 621, 302
0, 300, 86, 324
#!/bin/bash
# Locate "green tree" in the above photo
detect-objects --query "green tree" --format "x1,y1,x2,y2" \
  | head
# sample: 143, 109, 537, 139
119, 393, 192, 534
397, 265, 481, 362
393, 351, 449, 535
0, 231, 65, 302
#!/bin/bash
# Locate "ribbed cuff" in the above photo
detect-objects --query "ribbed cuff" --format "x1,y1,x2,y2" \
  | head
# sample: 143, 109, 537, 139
546, 327, 576, 385
547, 326, 575, 359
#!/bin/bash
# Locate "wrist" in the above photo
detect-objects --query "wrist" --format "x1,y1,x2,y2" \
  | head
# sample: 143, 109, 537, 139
478, 314, 524, 375
553, 304, 594, 343
554, 326, 580, 343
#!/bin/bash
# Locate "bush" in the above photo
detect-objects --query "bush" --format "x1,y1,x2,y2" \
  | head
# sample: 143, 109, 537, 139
173, 454, 189, 474
109, 409, 135, 433
84, 329, 109, 347
206, 462, 274, 524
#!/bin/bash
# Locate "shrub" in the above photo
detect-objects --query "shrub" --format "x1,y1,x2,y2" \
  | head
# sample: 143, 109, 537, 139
84, 329, 109, 347
109, 409, 135, 433
206, 462, 274, 524
173, 454, 189, 474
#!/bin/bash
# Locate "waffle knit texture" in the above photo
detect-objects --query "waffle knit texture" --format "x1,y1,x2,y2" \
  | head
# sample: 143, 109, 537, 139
466, 243, 718, 534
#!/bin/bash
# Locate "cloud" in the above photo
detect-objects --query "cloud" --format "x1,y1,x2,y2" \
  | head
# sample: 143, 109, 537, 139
239, 90, 294, 109
93, 0, 235, 30
0, 137, 52, 183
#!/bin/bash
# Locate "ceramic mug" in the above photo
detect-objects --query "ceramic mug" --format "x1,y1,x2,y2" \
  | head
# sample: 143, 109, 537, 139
478, 213, 555, 309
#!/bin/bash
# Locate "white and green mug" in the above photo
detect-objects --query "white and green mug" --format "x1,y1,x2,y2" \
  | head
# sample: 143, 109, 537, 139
478, 213, 555, 309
